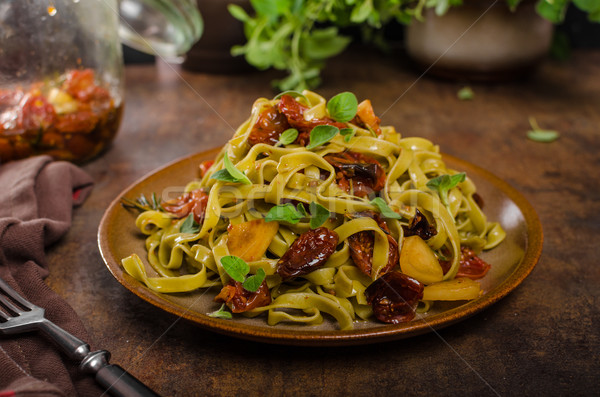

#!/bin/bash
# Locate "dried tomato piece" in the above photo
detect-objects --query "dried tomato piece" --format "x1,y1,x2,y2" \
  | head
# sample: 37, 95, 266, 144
199, 160, 214, 177
276, 227, 339, 280
351, 99, 381, 135
324, 151, 386, 198
456, 246, 491, 279
347, 211, 398, 277
277, 95, 346, 144
365, 271, 424, 324
54, 110, 99, 134
214, 279, 271, 313
62, 69, 98, 103
247, 105, 291, 146
402, 209, 437, 240
162, 189, 209, 224
439, 246, 491, 279
19, 94, 56, 139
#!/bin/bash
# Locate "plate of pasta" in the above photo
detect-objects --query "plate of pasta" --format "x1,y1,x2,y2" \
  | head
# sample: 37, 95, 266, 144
98, 91, 542, 345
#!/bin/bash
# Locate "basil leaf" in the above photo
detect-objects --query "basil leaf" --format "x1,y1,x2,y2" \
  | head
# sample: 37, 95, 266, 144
306, 125, 339, 150
208, 303, 232, 319
457, 86, 474, 101
242, 268, 266, 292
265, 203, 303, 224
340, 128, 355, 143
527, 129, 560, 143
327, 92, 358, 122
426, 173, 466, 206
278, 128, 298, 146
309, 201, 330, 228
211, 153, 251, 184
228, 4, 250, 22
210, 168, 239, 183
301, 27, 352, 60
220, 255, 250, 282
370, 197, 402, 219
296, 202, 308, 217
180, 214, 200, 233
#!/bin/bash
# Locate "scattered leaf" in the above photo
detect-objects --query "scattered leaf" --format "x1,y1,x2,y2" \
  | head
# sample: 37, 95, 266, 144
306, 125, 339, 150
370, 197, 402, 219
242, 268, 267, 292
180, 214, 200, 234
220, 255, 250, 283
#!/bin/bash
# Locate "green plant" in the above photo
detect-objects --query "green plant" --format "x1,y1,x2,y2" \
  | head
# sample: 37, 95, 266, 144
229, 0, 599, 91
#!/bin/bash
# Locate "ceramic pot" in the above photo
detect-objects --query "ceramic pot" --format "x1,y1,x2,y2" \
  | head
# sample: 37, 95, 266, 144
405, 0, 554, 81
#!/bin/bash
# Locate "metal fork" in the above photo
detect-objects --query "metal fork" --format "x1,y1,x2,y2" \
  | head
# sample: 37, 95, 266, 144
0, 277, 160, 397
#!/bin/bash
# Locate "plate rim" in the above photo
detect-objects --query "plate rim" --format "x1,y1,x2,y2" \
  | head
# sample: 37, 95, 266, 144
98, 148, 543, 346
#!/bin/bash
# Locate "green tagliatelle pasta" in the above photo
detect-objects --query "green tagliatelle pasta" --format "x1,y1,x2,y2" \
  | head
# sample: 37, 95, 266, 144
121, 91, 506, 330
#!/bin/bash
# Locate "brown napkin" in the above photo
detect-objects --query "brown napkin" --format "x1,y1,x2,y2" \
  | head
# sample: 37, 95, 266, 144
0, 156, 103, 396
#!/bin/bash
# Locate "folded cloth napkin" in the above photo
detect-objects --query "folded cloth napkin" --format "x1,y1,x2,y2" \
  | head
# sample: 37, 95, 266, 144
0, 156, 103, 396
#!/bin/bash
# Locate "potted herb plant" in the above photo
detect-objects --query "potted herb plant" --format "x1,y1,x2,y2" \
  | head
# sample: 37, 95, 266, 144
228, 0, 600, 89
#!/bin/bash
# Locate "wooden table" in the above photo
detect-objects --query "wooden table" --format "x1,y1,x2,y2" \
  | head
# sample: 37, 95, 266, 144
47, 48, 600, 396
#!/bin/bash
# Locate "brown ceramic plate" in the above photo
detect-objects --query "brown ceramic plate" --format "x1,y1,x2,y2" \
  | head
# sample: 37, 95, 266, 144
98, 148, 543, 346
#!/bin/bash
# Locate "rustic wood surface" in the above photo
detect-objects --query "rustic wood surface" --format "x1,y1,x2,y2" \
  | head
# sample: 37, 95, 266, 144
46, 48, 600, 396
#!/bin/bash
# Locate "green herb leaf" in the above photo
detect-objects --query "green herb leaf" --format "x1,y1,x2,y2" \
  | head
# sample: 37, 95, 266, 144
306, 125, 340, 150
211, 153, 252, 184
228, 4, 250, 22
278, 128, 299, 146
309, 201, 331, 228
370, 197, 402, 219
220, 255, 250, 283
536, 0, 569, 23
457, 86, 474, 101
340, 128, 356, 143
208, 303, 232, 319
180, 214, 200, 233
296, 202, 309, 217
242, 268, 266, 292
527, 117, 560, 143
265, 203, 303, 224
327, 92, 358, 122
301, 27, 352, 60
426, 173, 466, 206
121, 193, 162, 213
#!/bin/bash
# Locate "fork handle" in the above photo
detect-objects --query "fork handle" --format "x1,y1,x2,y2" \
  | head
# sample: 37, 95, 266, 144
82, 350, 161, 397
38, 319, 90, 361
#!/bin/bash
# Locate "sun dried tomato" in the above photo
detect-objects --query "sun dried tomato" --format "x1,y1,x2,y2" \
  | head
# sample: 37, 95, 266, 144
19, 94, 56, 139
439, 246, 491, 279
324, 151, 386, 198
55, 110, 99, 134
456, 246, 491, 279
276, 227, 339, 280
214, 279, 271, 313
402, 209, 437, 240
277, 95, 346, 145
365, 271, 424, 324
351, 99, 381, 135
199, 160, 214, 177
247, 105, 291, 146
347, 211, 398, 277
162, 189, 209, 224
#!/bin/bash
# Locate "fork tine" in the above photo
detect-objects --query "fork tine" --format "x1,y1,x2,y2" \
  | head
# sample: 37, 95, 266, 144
0, 293, 25, 316
0, 278, 35, 310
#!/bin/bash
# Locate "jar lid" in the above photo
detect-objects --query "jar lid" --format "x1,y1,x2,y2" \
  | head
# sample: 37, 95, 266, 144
118, 0, 203, 62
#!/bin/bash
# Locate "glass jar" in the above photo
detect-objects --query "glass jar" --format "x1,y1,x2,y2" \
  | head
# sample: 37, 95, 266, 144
0, 0, 202, 164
